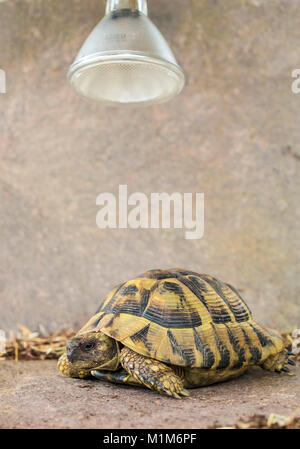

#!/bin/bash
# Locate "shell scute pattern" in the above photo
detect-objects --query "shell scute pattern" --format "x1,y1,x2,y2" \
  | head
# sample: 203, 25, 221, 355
79, 269, 282, 369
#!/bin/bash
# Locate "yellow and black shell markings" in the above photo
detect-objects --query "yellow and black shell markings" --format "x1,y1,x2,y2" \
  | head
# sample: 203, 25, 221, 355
78, 269, 284, 370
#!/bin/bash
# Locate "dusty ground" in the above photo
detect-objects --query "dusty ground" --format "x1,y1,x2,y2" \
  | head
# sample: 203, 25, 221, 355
0, 360, 299, 429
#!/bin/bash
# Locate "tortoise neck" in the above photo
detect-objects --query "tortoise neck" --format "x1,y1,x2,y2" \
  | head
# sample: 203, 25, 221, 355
94, 338, 121, 372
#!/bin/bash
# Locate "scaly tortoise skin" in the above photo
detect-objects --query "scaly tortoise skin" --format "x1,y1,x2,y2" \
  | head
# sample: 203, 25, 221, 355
58, 269, 296, 398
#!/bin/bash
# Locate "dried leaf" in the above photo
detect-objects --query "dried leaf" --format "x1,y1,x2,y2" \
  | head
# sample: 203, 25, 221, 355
222, 410, 300, 429
2, 327, 76, 361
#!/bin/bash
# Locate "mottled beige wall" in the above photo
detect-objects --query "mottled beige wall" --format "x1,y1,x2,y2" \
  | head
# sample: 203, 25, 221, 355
1, 0, 299, 333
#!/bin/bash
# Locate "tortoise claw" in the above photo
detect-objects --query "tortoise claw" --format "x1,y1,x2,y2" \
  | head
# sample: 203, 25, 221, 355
172, 389, 190, 399
172, 392, 182, 399
277, 350, 297, 375
161, 387, 189, 399
164, 389, 173, 397
179, 389, 190, 397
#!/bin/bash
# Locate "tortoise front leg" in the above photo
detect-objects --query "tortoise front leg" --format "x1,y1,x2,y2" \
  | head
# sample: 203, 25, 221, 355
91, 368, 144, 388
119, 347, 189, 399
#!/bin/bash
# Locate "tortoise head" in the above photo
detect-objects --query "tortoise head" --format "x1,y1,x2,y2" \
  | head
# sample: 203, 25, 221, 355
58, 331, 120, 378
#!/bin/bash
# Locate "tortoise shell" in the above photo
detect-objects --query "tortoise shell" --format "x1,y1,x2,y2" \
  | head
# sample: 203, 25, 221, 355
78, 268, 278, 368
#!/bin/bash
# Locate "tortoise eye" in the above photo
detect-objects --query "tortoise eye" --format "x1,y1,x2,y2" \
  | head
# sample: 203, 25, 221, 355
82, 341, 95, 351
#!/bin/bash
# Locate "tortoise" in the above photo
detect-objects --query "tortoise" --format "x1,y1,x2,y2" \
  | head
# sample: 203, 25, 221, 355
58, 268, 295, 398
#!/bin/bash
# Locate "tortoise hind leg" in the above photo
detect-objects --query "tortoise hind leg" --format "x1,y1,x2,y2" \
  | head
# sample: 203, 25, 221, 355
119, 347, 189, 398
260, 348, 296, 373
